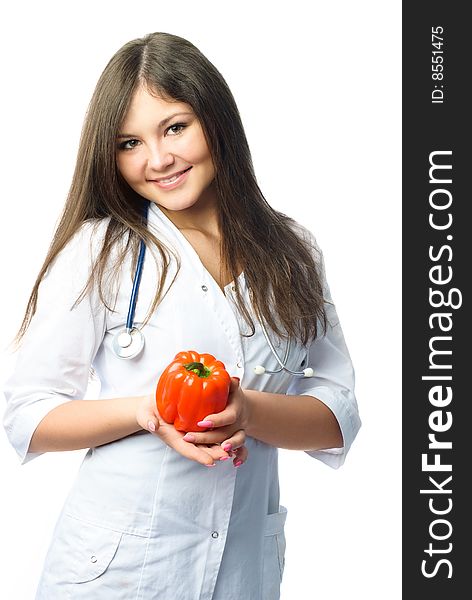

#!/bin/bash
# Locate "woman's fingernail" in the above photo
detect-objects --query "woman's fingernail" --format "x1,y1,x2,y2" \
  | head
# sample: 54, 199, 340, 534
147, 421, 156, 432
183, 433, 196, 442
219, 456, 229, 461
233, 377, 240, 382
234, 460, 243, 467
223, 443, 232, 452
205, 463, 216, 467
197, 420, 213, 428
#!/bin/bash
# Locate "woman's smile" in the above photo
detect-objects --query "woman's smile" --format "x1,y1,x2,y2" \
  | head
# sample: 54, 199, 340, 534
149, 166, 193, 189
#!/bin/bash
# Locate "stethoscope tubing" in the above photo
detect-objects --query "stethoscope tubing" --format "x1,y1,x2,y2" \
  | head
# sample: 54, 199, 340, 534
125, 238, 146, 332
258, 322, 291, 374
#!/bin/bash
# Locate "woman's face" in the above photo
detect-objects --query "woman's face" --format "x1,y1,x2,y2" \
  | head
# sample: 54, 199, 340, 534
116, 86, 216, 213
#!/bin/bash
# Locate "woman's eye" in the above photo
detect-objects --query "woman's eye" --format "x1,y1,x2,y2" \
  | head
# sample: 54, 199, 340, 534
118, 139, 140, 150
166, 123, 186, 136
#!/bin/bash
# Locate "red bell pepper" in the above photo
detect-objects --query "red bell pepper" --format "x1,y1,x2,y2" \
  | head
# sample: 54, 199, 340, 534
156, 350, 231, 432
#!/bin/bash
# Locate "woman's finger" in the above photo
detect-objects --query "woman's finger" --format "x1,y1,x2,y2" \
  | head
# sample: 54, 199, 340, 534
197, 443, 248, 466
232, 444, 249, 467
175, 440, 222, 467
219, 429, 246, 453
196, 377, 241, 429
197, 443, 231, 463
156, 422, 217, 467
135, 394, 161, 434
182, 427, 232, 446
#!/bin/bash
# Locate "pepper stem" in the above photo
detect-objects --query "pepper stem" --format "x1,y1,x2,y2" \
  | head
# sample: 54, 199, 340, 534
184, 362, 212, 378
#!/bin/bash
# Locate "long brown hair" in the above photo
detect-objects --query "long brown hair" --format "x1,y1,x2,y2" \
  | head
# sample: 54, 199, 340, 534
17, 32, 327, 346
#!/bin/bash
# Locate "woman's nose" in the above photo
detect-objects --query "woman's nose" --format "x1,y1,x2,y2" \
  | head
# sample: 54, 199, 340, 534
146, 142, 175, 172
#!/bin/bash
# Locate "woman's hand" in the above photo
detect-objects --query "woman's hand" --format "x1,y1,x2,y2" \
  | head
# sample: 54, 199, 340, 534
135, 393, 232, 467
181, 377, 250, 468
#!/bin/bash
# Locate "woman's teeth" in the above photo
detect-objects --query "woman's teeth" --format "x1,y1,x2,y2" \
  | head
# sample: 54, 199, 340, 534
161, 173, 181, 183
160, 168, 190, 183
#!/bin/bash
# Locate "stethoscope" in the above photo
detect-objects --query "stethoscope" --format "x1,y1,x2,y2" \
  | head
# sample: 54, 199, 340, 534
111, 237, 147, 359
112, 204, 314, 377
254, 325, 314, 378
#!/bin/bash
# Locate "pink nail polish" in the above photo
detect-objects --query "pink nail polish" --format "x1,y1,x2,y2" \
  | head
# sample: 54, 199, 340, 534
223, 443, 232, 452
183, 433, 196, 442
197, 420, 214, 428
205, 463, 216, 468
234, 460, 243, 467
219, 456, 229, 461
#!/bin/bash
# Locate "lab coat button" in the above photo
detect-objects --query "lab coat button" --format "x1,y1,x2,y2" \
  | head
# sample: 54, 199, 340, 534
211, 531, 219, 539
90, 555, 97, 563
237, 362, 242, 369
201, 285, 208, 292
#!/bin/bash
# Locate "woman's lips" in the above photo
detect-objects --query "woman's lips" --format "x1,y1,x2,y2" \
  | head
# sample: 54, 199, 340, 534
151, 167, 192, 190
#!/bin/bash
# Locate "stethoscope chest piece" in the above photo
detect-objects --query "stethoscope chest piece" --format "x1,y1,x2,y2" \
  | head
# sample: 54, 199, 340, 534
112, 327, 145, 359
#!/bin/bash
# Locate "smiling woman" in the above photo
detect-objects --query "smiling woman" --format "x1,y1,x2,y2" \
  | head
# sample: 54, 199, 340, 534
116, 88, 217, 215
3, 31, 360, 600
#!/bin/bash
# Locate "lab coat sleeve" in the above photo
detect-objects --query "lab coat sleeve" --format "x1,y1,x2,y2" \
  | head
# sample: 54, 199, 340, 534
286, 227, 361, 469
3, 221, 107, 465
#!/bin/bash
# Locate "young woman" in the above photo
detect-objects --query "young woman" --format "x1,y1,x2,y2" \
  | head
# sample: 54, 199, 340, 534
3, 32, 361, 599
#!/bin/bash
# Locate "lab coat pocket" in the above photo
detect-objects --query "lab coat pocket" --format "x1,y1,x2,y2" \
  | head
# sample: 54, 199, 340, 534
262, 506, 288, 599
38, 513, 123, 591
66, 517, 123, 583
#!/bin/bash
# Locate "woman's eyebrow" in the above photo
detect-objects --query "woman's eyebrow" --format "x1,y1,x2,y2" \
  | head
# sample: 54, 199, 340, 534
158, 111, 193, 127
117, 111, 194, 138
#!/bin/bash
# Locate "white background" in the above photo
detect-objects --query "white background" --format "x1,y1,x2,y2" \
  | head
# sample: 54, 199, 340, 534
0, 1, 401, 598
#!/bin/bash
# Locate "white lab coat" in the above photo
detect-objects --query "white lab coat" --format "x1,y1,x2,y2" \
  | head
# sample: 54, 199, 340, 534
3, 203, 361, 599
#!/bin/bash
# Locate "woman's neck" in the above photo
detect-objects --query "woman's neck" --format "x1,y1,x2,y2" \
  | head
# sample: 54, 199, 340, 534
157, 183, 220, 236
